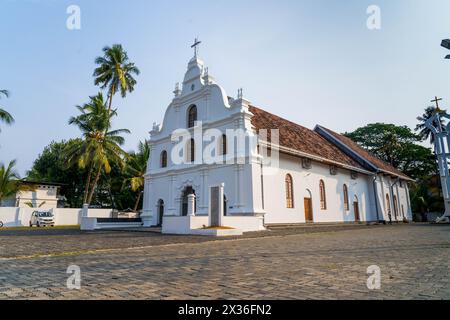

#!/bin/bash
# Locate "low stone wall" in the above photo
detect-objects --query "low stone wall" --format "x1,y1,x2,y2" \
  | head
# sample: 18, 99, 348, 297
162, 216, 209, 234
0, 207, 113, 227
162, 215, 265, 234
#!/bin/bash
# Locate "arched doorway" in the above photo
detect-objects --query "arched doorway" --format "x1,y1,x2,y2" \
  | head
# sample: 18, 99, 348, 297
393, 195, 399, 220
181, 186, 196, 216
353, 195, 360, 222
157, 199, 164, 227
304, 189, 313, 223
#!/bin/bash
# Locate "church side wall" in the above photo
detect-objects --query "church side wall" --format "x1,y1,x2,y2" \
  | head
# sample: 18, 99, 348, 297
262, 153, 375, 224
375, 175, 411, 222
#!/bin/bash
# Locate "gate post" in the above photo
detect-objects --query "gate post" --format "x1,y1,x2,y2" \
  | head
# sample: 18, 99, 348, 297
208, 183, 224, 227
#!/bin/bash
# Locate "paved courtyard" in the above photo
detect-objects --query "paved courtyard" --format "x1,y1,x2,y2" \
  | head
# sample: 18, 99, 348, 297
0, 223, 449, 299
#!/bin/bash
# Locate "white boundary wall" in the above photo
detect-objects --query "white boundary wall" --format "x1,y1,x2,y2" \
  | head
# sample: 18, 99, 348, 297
0, 207, 112, 227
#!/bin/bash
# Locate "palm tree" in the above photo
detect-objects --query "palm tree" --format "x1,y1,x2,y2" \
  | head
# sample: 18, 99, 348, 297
25, 201, 46, 208
124, 141, 150, 211
0, 90, 14, 129
93, 44, 140, 114
416, 106, 446, 144
65, 93, 130, 205
0, 160, 20, 204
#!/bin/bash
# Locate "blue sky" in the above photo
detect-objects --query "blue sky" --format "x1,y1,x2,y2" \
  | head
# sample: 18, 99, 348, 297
1, 0, 450, 175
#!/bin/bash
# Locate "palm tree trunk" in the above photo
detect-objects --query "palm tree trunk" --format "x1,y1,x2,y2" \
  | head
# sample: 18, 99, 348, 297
87, 165, 102, 205
107, 83, 115, 115
83, 165, 94, 204
107, 178, 116, 209
133, 191, 142, 212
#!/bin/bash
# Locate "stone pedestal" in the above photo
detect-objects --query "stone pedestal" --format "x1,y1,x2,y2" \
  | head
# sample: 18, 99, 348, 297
80, 204, 96, 230
187, 194, 196, 216
208, 183, 224, 227
82, 204, 89, 217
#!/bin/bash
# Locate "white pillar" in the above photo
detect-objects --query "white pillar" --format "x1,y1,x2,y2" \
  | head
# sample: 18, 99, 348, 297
82, 204, 89, 217
187, 194, 196, 216
395, 183, 401, 221
141, 179, 153, 226
208, 183, 224, 227
379, 175, 387, 220
405, 183, 412, 220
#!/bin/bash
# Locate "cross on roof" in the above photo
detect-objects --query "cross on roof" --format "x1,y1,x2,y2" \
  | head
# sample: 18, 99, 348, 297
431, 96, 443, 110
191, 38, 201, 57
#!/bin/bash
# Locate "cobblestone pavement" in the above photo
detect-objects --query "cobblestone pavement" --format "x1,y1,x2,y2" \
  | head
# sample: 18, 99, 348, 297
0, 224, 449, 299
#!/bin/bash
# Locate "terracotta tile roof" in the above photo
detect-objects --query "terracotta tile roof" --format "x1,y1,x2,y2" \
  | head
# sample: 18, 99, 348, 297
316, 126, 412, 180
248, 105, 367, 171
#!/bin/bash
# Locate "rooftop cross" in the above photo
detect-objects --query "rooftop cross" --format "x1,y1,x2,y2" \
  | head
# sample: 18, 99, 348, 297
431, 96, 443, 110
191, 38, 201, 57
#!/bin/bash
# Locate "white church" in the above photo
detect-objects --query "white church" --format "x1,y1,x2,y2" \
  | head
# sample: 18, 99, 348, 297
142, 45, 413, 235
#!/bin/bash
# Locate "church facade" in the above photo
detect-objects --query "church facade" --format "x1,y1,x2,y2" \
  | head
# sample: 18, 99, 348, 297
142, 53, 413, 233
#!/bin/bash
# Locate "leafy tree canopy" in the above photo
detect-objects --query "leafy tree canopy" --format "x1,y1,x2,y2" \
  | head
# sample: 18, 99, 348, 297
344, 123, 436, 179
27, 139, 145, 210
344, 123, 441, 215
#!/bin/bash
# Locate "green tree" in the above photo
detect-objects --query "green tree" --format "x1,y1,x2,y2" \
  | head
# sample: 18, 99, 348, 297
27, 139, 88, 207
345, 123, 440, 217
0, 160, 20, 203
123, 140, 150, 211
93, 44, 140, 113
409, 175, 444, 216
65, 93, 130, 205
0, 90, 14, 129
344, 123, 433, 175
28, 139, 142, 210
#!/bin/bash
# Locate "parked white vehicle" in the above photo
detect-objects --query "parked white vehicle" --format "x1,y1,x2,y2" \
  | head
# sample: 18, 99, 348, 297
29, 211, 55, 227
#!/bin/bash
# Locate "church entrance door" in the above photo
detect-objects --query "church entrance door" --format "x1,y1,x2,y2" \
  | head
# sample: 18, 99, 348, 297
157, 199, 164, 226
304, 198, 313, 223
353, 201, 360, 222
393, 195, 399, 221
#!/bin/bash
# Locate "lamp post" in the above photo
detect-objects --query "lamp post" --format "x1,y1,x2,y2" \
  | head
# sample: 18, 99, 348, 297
441, 39, 450, 59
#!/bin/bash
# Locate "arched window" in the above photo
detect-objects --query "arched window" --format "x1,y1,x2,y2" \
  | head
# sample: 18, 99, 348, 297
220, 134, 227, 156
386, 194, 391, 214
160, 150, 167, 168
343, 184, 349, 211
186, 138, 195, 163
285, 174, 294, 208
187, 105, 197, 128
319, 180, 327, 210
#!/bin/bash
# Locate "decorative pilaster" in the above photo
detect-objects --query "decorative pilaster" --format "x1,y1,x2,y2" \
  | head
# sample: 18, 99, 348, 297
169, 175, 176, 212
141, 179, 154, 226
234, 164, 244, 208
200, 169, 209, 210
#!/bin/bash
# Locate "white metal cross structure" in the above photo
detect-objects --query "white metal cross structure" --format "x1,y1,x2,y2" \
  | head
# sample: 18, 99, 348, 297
191, 38, 201, 57
425, 105, 450, 218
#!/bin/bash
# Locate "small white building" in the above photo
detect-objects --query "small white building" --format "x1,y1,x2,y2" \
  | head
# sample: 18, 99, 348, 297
0, 181, 64, 209
142, 52, 413, 234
